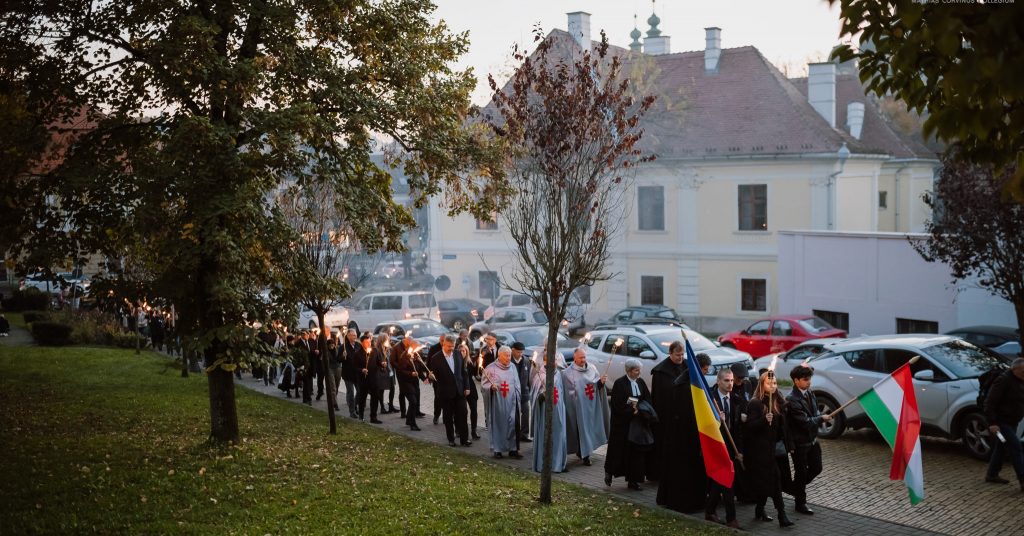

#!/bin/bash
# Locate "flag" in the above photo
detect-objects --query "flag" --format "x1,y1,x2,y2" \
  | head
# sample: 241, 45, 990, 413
686, 339, 734, 488
857, 362, 925, 504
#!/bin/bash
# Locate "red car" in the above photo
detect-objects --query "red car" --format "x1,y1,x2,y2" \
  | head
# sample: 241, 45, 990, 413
717, 315, 847, 358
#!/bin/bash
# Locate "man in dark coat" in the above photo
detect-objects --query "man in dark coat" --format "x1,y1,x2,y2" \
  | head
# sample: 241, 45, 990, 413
393, 336, 428, 431
604, 359, 653, 490
655, 352, 710, 513
648, 340, 686, 480
706, 367, 746, 529
984, 358, 1024, 491
340, 329, 360, 418
784, 364, 832, 515
510, 342, 533, 442
427, 334, 472, 446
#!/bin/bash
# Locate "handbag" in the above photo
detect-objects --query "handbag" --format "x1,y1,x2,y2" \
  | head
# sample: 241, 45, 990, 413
628, 418, 655, 446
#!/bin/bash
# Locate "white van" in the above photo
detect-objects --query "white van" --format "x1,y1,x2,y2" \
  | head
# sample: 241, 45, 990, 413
298, 304, 350, 331
347, 291, 440, 333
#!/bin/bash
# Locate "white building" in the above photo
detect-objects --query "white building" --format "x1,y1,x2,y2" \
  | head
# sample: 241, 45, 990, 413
426, 10, 939, 333
777, 230, 1016, 335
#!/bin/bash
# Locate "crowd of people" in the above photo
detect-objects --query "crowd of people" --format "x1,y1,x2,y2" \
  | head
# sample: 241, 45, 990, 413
251, 327, 857, 529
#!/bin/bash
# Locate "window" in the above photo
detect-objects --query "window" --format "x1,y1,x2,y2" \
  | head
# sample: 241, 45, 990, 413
626, 335, 655, 358
738, 184, 767, 231
371, 295, 402, 310
747, 320, 770, 335
640, 276, 664, 305
843, 349, 879, 371
500, 311, 527, 323
614, 310, 633, 322
531, 311, 548, 323
476, 212, 498, 230
638, 186, 665, 231
511, 294, 533, 306
602, 335, 626, 353
771, 320, 793, 336
882, 349, 949, 380
479, 271, 500, 300
407, 293, 436, 309
587, 335, 602, 350
812, 310, 848, 333
896, 318, 938, 334
741, 278, 767, 312
575, 286, 591, 305
878, 191, 888, 209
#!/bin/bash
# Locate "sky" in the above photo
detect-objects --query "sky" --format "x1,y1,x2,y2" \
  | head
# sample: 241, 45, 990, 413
431, 0, 850, 105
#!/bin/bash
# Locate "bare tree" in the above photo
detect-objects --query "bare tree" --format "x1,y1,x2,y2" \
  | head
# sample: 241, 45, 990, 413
486, 30, 655, 503
278, 181, 396, 434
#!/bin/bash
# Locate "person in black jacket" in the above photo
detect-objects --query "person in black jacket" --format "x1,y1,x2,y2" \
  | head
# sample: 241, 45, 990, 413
340, 329, 360, 418
510, 342, 533, 442
604, 359, 653, 490
706, 367, 746, 529
427, 334, 472, 446
648, 340, 686, 480
984, 358, 1024, 491
743, 371, 794, 528
784, 365, 832, 515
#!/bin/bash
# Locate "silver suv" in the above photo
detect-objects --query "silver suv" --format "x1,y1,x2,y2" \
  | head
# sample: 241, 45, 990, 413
806, 334, 1016, 459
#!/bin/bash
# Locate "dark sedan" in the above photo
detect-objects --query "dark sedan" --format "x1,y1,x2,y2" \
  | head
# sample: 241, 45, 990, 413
373, 319, 452, 358
945, 325, 1021, 357
437, 298, 486, 331
598, 305, 683, 327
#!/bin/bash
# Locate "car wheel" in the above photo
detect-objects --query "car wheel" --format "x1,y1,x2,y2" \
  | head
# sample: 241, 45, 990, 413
469, 330, 481, 341
452, 319, 466, 331
960, 411, 992, 461
815, 394, 846, 439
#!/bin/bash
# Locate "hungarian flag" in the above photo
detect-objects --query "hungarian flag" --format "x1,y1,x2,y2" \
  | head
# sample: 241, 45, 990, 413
857, 362, 925, 504
686, 339, 734, 488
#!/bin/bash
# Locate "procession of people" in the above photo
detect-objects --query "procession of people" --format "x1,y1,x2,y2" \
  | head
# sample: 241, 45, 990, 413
251, 324, 854, 529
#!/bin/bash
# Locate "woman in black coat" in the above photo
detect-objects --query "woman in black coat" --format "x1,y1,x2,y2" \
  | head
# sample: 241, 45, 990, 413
741, 371, 794, 528
604, 359, 654, 490
461, 344, 481, 440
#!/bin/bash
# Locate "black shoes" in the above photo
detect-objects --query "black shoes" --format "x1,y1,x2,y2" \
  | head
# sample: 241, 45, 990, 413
509, 451, 523, 459
316, 393, 323, 401
370, 419, 383, 424
461, 440, 473, 447
416, 412, 427, 417
705, 513, 721, 524
493, 452, 503, 459
754, 508, 773, 522
778, 514, 795, 528
627, 482, 641, 491
448, 441, 457, 447
433, 416, 439, 425
582, 456, 592, 466
795, 505, 814, 515
409, 424, 421, 431
471, 432, 482, 440
519, 436, 533, 443
985, 475, 1010, 484
604, 473, 612, 486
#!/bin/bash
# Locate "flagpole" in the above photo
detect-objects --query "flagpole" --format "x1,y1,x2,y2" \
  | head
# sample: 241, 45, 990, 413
828, 356, 920, 418
711, 396, 745, 470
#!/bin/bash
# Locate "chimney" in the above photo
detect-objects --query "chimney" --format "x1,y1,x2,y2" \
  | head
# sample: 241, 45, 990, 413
808, 62, 837, 127
847, 102, 865, 139
567, 11, 591, 52
643, 11, 670, 55
704, 27, 721, 72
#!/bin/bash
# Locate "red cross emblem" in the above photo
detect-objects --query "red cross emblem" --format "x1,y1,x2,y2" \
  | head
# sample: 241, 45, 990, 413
553, 386, 559, 406
585, 383, 595, 401
499, 381, 509, 398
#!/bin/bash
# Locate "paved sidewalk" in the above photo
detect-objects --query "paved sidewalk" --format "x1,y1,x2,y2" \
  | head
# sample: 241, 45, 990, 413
239, 375, 946, 536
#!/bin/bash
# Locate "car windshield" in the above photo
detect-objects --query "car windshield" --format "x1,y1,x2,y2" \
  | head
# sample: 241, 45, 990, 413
646, 329, 715, 353
799, 317, 834, 333
403, 322, 448, 337
512, 328, 568, 347
923, 339, 1011, 378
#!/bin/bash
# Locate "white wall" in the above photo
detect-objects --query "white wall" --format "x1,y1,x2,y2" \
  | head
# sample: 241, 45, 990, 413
778, 230, 1016, 335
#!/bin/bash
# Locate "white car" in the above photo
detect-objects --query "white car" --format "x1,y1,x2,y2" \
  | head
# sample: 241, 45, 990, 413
346, 291, 440, 333
805, 334, 1016, 459
582, 326, 754, 388
298, 304, 350, 331
469, 306, 548, 340
483, 291, 587, 334
752, 337, 847, 379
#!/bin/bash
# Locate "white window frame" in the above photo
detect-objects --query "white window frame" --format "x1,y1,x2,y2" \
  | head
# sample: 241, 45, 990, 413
637, 184, 666, 232
735, 182, 770, 233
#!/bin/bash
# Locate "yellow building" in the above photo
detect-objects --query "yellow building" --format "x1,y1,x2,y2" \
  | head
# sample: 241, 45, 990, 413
427, 13, 938, 333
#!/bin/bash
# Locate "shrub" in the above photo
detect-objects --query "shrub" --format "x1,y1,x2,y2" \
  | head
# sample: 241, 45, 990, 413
31, 321, 74, 346
112, 332, 148, 349
22, 311, 51, 324
3, 289, 50, 312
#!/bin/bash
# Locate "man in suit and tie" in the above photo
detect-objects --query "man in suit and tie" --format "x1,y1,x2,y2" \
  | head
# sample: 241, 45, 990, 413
427, 333, 472, 447
705, 367, 745, 529
785, 365, 833, 516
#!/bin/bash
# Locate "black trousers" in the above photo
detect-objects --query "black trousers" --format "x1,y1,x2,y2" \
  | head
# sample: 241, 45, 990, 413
302, 369, 314, 403
467, 393, 479, 433
400, 381, 419, 426
314, 360, 325, 397
438, 395, 469, 443
433, 383, 442, 419
706, 480, 737, 522
784, 443, 823, 506
519, 391, 530, 439
357, 382, 380, 420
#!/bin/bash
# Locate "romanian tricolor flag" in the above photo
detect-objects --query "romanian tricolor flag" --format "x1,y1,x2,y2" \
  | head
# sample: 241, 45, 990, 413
685, 339, 734, 488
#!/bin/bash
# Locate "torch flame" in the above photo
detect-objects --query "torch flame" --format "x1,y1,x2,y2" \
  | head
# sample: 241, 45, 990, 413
768, 355, 779, 373
614, 338, 624, 348
582, 332, 592, 343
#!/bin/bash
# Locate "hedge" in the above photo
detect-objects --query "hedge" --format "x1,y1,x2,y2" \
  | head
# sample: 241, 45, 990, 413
3, 289, 50, 312
31, 321, 74, 346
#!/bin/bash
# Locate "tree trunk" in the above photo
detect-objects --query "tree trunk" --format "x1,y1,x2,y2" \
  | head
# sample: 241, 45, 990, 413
181, 348, 189, 378
538, 321, 559, 503
319, 311, 338, 435
131, 310, 140, 355
206, 345, 240, 443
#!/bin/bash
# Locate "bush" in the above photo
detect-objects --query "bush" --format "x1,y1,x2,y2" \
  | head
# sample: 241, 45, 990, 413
31, 321, 74, 346
22, 311, 50, 324
112, 332, 148, 349
3, 289, 50, 312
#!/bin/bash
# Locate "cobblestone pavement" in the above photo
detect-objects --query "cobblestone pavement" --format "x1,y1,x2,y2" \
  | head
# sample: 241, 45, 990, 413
240, 373, 1020, 536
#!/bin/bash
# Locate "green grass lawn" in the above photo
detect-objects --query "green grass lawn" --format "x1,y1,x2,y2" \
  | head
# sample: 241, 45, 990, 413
0, 345, 724, 535
4, 311, 26, 329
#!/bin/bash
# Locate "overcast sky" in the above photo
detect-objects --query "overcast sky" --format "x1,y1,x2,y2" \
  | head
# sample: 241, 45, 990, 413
431, 0, 849, 105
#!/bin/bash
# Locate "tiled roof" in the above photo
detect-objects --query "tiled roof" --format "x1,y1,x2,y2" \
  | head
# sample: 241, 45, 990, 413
487, 29, 936, 161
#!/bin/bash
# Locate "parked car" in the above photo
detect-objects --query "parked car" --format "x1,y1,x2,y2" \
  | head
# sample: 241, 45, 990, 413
373, 319, 452, 357
483, 291, 587, 334
598, 305, 683, 327
346, 291, 440, 333
717, 315, 847, 358
483, 325, 578, 360
945, 325, 1020, 358
803, 334, 1015, 459
437, 298, 486, 331
298, 304, 350, 331
19, 272, 85, 295
469, 306, 547, 340
752, 337, 847, 378
582, 325, 754, 389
